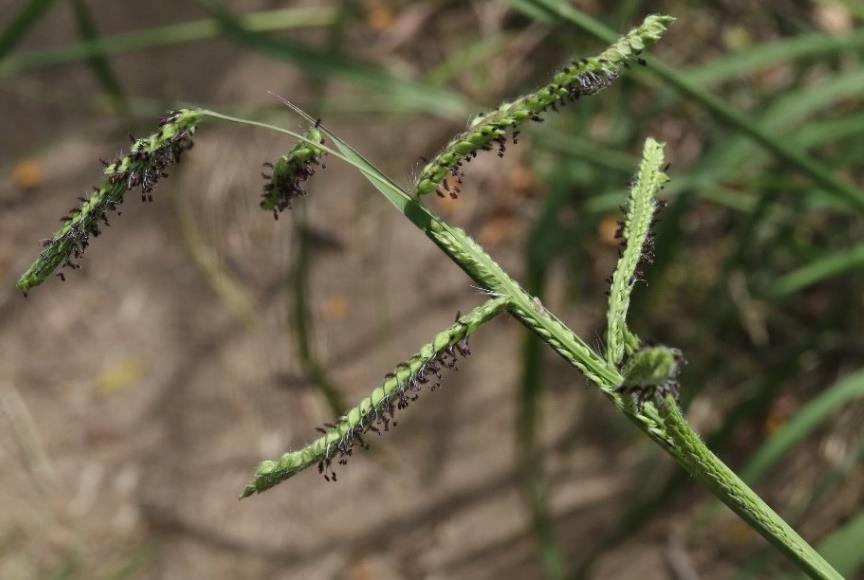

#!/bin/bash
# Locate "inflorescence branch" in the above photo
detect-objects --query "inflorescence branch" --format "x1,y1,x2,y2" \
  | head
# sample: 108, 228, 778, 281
17, 109, 203, 293
241, 296, 508, 498
413, 14, 674, 199
605, 137, 669, 367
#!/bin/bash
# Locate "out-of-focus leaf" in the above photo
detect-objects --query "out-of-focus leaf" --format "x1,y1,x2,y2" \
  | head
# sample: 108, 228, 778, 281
198, 0, 470, 119
681, 28, 864, 87
68, 0, 127, 113
0, 6, 336, 77
741, 368, 864, 482
772, 242, 864, 296
505, 0, 556, 22
807, 510, 864, 579
0, 0, 58, 59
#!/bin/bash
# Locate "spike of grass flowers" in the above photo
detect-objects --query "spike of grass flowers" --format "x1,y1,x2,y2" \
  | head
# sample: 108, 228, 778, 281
16, 108, 203, 293
617, 345, 684, 406
241, 296, 508, 498
413, 14, 674, 198
259, 124, 325, 219
605, 138, 669, 367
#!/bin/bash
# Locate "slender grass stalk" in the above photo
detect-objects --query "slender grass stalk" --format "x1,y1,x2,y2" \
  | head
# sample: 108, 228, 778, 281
357, 146, 841, 579
314, 111, 839, 575
241, 296, 508, 497
289, 208, 348, 417
660, 400, 841, 580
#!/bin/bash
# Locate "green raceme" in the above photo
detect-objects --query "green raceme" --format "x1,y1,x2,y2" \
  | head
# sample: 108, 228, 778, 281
413, 14, 673, 198
259, 125, 326, 219
241, 297, 508, 497
17, 109, 202, 293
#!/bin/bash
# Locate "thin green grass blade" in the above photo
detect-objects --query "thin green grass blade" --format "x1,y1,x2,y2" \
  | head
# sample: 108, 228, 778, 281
687, 68, 864, 212
201, 106, 413, 214
793, 111, 864, 151
0, 6, 335, 78
198, 0, 470, 119
0, 0, 57, 59
741, 368, 864, 483
425, 34, 509, 86
265, 96, 415, 213
771, 242, 864, 296
68, 0, 127, 114
805, 510, 864, 579
505, 0, 556, 22
681, 28, 864, 87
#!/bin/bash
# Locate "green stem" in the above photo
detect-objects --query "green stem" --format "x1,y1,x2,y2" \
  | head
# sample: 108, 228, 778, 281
661, 399, 842, 580
397, 198, 839, 579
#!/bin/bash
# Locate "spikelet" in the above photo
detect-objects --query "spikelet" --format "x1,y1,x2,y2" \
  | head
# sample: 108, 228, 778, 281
17, 109, 202, 293
259, 125, 326, 219
413, 15, 674, 199
617, 345, 685, 407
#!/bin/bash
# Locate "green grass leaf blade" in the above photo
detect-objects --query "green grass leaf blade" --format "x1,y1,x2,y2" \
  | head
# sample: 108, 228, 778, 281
808, 510, 864, 579
0, 0, 57, 59
741, 368, 864, 483
681, 28, 864, 87
0, 6, 336, 78
771, 242, 864, 297
68, 0, 128, 113
504, 0, 556, 22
